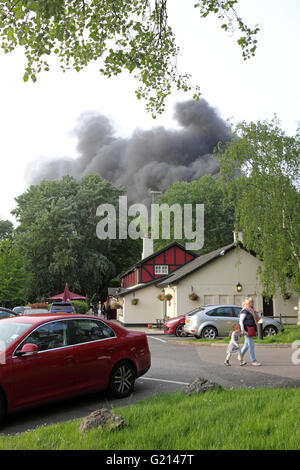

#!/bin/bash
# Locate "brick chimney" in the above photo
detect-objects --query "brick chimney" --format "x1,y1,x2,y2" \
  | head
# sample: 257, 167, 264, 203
233, 230, 243, 244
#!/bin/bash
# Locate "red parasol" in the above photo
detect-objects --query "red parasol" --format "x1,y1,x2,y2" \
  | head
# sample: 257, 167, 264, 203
46, 283, 88, 301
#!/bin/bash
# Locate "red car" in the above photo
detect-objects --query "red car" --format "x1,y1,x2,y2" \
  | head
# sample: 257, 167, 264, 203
0, 314, 151, 422
163, 315, 187, 337
164, 307, 203, 337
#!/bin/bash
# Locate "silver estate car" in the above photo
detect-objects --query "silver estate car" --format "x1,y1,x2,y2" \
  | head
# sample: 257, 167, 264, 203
183, 304, 283, 339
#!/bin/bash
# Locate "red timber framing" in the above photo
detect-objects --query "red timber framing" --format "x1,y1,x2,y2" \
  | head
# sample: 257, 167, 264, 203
121, 242, 196, 288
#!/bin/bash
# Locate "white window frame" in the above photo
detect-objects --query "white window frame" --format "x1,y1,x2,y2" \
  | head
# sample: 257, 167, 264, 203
154, 265, 169, 275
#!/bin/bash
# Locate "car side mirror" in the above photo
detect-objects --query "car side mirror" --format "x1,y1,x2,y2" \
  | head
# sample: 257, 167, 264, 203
15, 343, 38, 356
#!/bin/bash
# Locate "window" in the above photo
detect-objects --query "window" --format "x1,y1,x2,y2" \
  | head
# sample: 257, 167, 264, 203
17, 321, 68, 352
233, 307, 241, 317
154, 265, 169, 275
0, 310, 13, 319
207, 307, 234, 317
186, 307, 205, 316
70, 319, 115, 345
0, 321, 32, 351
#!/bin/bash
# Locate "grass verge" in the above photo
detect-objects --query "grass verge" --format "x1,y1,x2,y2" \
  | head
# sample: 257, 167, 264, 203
1, 388, 300, 450
191, 325, 300, 344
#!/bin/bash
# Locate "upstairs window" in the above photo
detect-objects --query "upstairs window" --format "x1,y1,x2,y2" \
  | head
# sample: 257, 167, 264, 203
154, 265, 169, 275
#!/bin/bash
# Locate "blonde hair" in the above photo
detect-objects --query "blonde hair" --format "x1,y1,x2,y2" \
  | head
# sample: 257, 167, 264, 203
242, 297, 254, 310
229, 323, 241, 338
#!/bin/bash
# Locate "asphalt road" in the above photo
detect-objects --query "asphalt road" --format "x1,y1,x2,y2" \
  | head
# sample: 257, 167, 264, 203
1, 336, 300, 435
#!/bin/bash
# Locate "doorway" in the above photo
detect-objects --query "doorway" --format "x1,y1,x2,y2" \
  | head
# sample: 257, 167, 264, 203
263, 296, 274, 316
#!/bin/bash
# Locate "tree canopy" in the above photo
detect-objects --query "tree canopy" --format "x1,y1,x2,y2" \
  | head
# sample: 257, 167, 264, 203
0, 239, 29, 306
0, 218, 14, 240
217, 118, 300, 319
153, 174, 235, 254
0, 0, 259, 115
12, 174, 141, 301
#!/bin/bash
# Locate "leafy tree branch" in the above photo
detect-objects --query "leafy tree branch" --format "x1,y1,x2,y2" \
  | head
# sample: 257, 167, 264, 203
0, 0, 259, 115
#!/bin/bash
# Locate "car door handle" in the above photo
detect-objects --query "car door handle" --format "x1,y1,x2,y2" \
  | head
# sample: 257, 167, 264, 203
64, 355, 74, 363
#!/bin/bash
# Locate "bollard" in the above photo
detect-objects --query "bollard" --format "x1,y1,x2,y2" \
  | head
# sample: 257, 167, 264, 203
258, 319, 264, 340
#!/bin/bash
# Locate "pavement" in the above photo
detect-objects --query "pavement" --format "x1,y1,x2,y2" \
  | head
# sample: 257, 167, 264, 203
111, 320, 300, 383
110, 321, 165, 335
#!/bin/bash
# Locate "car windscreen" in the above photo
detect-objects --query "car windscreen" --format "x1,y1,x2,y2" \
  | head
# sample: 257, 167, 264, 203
186, 307, 205, 316
0, 321, 33, 351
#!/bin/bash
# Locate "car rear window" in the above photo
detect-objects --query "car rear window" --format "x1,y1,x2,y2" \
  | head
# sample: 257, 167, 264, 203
26, 309, 49, 314
51, 303, 73, 312
70, 319, 115, 345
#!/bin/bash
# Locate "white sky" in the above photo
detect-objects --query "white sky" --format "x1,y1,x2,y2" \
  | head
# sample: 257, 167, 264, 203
0, 0, 299, 223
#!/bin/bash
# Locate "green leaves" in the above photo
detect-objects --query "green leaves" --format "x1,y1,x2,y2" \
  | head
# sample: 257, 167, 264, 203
217, 118, 300, 297
153, 175, 235, 254
0, 0, 258, 115
0, 239, 30, 306
12, 174, 142, 301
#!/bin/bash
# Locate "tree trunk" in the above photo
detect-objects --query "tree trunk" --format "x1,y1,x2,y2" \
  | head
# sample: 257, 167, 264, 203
298, 298, 300, 326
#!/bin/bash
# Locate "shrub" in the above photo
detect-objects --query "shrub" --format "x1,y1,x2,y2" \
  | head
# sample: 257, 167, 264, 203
29, 302, 48, 309
72, 300, 89, 314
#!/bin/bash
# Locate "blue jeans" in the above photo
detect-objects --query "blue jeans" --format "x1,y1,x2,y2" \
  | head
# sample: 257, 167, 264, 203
241, 335, 257, 363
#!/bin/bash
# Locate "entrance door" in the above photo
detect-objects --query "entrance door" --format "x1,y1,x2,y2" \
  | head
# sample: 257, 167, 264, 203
263, 297, 274, 316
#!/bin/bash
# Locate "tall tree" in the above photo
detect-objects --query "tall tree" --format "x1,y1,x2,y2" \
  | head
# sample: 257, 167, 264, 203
12, 174, 141, 300
0, 1, 258, 115
0, 218, 14, 240
0, 239, 29, 307
217, 118, 300, 323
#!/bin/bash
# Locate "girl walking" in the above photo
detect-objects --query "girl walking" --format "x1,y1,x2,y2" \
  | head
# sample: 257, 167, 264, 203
224, 323, 247, 366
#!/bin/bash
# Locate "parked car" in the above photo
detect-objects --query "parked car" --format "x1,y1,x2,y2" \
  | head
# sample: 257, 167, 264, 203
163, 307, 204, 337
12, 306, 31, 315
50, 302, 75, 313
0, 314, 151, 422
0, 308, 17, 320
22, 309, 49, 315
183, 304, 283, 339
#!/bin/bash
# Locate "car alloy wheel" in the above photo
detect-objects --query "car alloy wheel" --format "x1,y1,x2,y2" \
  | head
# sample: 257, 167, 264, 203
263, 325, 278, 336
109, 361, 136, 398
175, 324, 187, 337
201, 326, 217, 339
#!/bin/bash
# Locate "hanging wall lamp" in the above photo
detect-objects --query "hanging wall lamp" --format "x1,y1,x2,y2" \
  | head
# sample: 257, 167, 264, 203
236, 282, 243, 292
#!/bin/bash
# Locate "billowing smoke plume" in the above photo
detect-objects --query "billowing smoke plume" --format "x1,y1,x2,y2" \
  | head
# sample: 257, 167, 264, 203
26, 99, 230, 205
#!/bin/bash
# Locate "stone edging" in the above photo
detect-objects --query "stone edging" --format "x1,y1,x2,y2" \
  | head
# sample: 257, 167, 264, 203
167, 340, 292, 348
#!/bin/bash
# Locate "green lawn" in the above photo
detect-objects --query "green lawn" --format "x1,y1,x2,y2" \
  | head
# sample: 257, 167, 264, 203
192, 325, 300, 344
1, 388, 300, 450
256, 325, 300, 344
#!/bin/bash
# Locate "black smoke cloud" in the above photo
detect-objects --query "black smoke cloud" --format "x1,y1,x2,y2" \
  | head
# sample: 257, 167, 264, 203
26, 99, 230, 205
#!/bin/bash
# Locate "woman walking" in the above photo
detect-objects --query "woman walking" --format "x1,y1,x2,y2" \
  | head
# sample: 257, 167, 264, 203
240, 297, 262, 366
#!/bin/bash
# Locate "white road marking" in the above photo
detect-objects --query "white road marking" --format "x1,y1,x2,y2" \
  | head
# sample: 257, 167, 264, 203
138, 377, 189, 386
148, 336, 167, 343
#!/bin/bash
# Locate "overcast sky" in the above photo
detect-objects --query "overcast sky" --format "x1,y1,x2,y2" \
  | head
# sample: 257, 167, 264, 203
1, 0, 299, 223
